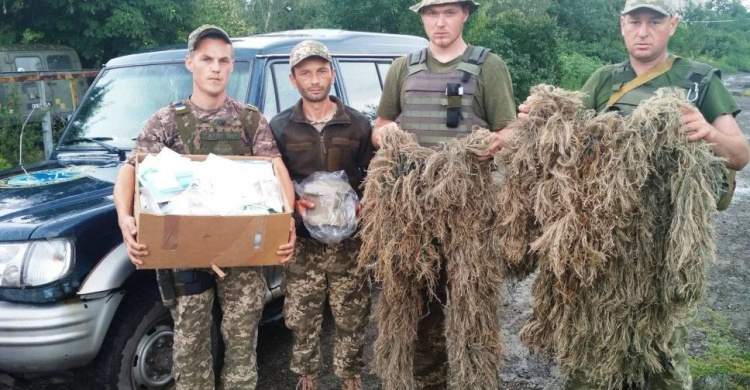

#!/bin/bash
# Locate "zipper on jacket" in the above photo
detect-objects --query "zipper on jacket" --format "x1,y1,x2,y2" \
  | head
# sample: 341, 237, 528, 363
319, 133, 327, 166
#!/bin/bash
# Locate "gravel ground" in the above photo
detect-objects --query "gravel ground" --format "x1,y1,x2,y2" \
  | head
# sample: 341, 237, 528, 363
2, 74, 749, 390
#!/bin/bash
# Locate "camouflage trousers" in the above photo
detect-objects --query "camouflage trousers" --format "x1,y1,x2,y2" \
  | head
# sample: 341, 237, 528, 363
414, 260, 449, 390
283, 237, 371, 379
169, 267, 266, 390
565, 325, 692, 390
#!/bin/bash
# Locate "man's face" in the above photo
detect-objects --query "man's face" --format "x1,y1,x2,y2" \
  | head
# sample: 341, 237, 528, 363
620, 9, 679, 64
289, 57, 334, 103
420, 3, 469, 49
185, 37, 234, 98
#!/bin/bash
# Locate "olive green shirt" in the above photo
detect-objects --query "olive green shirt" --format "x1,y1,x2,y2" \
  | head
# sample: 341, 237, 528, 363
377, 47, 516, 131
580, 56, 741, 123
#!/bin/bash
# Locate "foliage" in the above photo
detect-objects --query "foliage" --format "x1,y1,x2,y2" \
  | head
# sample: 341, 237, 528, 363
467, 6, 560, 104
672, 0, 750, 72
0, 89, 44, 169
689, 307, 750, 387
558, 51, 604, 90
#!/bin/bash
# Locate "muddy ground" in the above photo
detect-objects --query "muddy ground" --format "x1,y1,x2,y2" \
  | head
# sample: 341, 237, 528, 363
2, 75, 749, 390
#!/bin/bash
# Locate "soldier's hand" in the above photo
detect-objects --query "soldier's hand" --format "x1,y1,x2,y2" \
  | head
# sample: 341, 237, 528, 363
518, 103, 531, 121
295, 199, 315, 219
477, 128, 512, 161
278, 218, 296, 264
118, 215, 148, 266
681, 107, 717, 142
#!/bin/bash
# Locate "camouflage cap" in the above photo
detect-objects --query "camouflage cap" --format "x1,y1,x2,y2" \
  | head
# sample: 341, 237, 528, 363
188, 25, 231, 51
409, 0, 480, 13
289, 40, 332, 68
621, 0, 672, 16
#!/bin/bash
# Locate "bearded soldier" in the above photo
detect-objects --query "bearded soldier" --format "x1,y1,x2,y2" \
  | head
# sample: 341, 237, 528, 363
270, 40, 373, 390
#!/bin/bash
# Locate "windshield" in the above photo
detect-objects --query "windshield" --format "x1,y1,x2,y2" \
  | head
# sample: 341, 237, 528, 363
58, 61, 251, 151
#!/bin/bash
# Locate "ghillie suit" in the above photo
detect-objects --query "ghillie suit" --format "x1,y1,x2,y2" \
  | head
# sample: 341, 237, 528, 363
358, 126, 506, 389
498, 85, 725, 389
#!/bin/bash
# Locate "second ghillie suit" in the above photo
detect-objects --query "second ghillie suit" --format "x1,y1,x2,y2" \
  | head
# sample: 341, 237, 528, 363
498, 85, 725, 389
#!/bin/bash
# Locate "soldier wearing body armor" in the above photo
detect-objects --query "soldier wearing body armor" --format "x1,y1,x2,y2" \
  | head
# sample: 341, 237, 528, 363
373, 0, 516, 388
269, 40, 373, 390
113, 25, 296, 390
519, 1, 749, 389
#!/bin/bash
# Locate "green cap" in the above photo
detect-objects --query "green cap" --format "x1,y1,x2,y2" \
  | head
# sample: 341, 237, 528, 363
188, 25, 231, 51
622, 0, 672, 16
289, 40, 332, 68
409, 0, 480, 14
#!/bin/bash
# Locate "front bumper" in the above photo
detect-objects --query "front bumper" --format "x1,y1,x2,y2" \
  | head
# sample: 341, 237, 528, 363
0, 291, 123, 373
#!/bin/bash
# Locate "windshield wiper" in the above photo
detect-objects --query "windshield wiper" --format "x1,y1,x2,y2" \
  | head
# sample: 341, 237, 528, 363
61, 137, 125, 161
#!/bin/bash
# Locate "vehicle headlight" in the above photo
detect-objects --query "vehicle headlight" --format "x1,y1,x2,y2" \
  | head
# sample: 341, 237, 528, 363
0, 239, 73, 288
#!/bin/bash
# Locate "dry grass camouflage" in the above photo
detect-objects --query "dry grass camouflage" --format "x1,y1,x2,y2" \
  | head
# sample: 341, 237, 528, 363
499, 85, 724, 388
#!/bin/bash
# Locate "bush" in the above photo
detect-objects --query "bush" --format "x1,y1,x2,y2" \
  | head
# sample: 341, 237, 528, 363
0, 89, 45, 169
558, 51, 604, 90
466, 8, 560, 104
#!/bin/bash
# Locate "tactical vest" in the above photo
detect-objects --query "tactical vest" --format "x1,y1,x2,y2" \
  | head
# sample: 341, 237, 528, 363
157, 100, 261, 303
605, 58, 718, 116
605, 60, 736, 211
171, 100, 260, 155
398, 46, 491, 147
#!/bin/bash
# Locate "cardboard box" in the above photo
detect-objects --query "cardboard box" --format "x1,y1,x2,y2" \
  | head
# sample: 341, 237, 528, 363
134, 154, 292, 269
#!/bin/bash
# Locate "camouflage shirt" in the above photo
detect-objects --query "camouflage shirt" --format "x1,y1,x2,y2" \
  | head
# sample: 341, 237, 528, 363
125, 96, 279, 165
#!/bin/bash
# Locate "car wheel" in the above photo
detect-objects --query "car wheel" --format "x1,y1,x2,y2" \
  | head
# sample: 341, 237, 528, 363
92, 279, 174, 390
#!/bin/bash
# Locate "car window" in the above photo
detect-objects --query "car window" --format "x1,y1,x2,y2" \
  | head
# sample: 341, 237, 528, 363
47, 55, 74, 70
263, 62, 298, 117
59, 61, 251, 150
15, 56, 42, 72
338, 60, 392, 122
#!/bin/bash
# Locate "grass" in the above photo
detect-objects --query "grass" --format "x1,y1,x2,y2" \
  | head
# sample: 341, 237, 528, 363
689, 307, 750, 389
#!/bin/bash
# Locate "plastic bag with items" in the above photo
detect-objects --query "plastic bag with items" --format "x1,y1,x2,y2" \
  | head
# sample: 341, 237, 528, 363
294, 171, 358, 244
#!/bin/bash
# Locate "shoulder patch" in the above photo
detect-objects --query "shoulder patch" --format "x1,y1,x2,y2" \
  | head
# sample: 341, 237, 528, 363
171, 101, 190, 116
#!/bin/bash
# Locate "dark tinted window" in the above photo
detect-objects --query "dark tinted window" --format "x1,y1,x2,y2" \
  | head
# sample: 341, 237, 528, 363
47, 55, 74, 70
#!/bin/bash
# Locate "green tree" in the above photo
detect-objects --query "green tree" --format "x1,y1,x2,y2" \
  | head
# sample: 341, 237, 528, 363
467, 3, 561, 103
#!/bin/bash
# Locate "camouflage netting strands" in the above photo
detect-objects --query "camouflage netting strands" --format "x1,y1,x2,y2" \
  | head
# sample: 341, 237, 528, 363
358, 127, 506, 390
498, 85, 725, 389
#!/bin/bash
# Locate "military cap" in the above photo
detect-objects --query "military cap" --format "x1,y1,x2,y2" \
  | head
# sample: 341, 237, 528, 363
289, 40, 332, 68
188, 24, 231, 51
409, 0, 480, 14
621, 0, 673, 16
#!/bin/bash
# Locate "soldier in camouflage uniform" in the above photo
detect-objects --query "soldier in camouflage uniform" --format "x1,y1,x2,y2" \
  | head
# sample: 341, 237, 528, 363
518, 1, 748, 389
113, 25, 296, 390
269, 40, 373, 390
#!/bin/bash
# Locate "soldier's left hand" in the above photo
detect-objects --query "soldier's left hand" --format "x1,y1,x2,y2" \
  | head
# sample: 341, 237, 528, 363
278, 217, 296, 264
681, 107, 717, 142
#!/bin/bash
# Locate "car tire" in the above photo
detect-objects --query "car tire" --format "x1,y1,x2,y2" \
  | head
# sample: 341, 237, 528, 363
91, 278, 175, 390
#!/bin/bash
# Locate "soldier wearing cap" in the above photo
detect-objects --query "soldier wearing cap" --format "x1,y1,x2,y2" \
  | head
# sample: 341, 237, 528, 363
517, 1, 749, 389
113, 25, 296, 390
269, 40, 373, 390
372, 1, 516, 388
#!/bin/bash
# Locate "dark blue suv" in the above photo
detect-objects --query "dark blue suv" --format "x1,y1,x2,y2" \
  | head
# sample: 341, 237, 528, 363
0, 29, 426, 389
